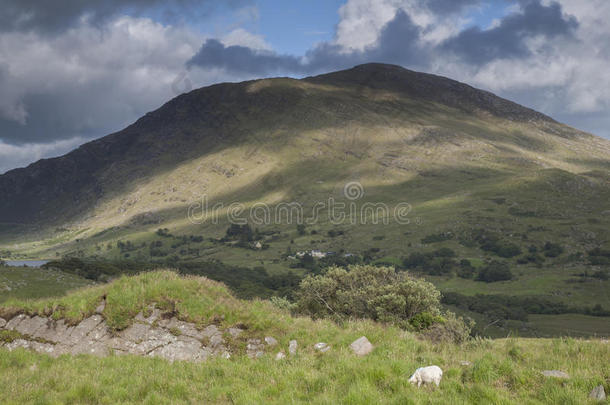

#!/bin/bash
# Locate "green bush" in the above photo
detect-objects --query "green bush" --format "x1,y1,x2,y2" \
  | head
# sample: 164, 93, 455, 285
477, 261, 513, 282
296, 264, 442, 326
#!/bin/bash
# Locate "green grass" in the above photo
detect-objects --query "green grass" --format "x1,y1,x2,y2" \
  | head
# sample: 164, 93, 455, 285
0, 271, 609, 404
0, 266, 93, 304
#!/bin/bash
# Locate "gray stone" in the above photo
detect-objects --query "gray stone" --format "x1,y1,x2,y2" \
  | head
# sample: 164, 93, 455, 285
275, 351, 286, 360
5, 339, 30, 351
135, 307, 161, 325
314, 342, 330, 352
70, 341, 110, 357
589, 385, 606, 401
541, 370, 570, 379
209, 334, 224, 348
289, 340, 297, 356
228, 327, 243, 338
149, 337, 210, 363
15, 316, 48, 337
5, 314, 27, 330
0, 317, 6, 328
350, 336, 373, 356
247, 339, 265, 358
202, 325, 220, 338
265, 336, 278, 346
95, 301, 106, 314
460, 361, 471, 366
34, 319, 73, 344
67, 315, 104, 345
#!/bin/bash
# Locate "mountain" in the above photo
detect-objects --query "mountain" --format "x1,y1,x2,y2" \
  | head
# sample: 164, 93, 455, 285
1, 63, 609, 336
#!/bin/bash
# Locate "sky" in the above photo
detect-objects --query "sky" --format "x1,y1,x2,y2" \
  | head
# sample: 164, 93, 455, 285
0, 0, 609, 173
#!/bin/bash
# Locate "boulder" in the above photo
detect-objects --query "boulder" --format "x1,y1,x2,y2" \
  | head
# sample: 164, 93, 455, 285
589, 385, 606, 401
5, 314, 27, 330
314, 342, 330, 352
265, 336, 278, 346
541, 370, 570, 379
350, 336, 373, 356
289, 340, 297, 356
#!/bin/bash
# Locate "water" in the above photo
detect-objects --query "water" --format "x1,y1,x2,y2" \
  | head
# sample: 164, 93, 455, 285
4, 260, 50, 267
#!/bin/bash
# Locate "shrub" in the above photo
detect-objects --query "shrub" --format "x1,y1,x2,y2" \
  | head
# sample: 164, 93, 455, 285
477, 261, 513, 283
409, 311, 444, 331
421, 312, 473, 343
543, 242, 563, 258
295, 265, 442, 326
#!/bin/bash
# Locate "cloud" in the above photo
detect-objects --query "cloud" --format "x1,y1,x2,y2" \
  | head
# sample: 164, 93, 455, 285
0, 0, 251, 34
442, 0, 578, 64
187, 10, 427, 76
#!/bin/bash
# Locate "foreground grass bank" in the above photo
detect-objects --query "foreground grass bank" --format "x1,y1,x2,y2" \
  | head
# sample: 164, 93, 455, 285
1, 271, 608, 404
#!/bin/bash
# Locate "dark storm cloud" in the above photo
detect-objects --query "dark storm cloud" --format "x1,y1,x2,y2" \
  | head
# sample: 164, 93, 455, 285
188, 10, 427, 75
441, 0, 578, 64
0, 0, 250, 33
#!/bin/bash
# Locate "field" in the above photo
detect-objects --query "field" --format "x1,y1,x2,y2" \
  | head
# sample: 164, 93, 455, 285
1, 271, 609, 404
0, 266, 93, 304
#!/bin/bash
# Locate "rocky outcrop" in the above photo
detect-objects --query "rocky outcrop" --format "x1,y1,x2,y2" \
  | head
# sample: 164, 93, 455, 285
0, 305, 238, 362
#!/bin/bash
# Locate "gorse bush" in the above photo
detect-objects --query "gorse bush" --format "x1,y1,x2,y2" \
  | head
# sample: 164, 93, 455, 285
296, 265, 442, 326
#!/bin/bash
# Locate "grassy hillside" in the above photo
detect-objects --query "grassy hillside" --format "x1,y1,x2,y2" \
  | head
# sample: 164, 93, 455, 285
0, 271, 608, 404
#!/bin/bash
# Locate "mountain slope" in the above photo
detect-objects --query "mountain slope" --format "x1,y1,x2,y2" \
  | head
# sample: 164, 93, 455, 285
1, 63, 604, 226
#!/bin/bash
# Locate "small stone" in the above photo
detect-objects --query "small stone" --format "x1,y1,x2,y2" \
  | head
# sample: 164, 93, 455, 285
265, 336, 278, 346
221, 351, 231, 359
314, 342, 330, 352
289, 340, 297, 356
275, 351, 286, 360
350, 336, 373, 356
255, 351, 264, 358
228, 327, 243, 338
541, 370, 570, 379
589, 385, 606, 401
0, 317, 6, 328
459, 361, 471, 366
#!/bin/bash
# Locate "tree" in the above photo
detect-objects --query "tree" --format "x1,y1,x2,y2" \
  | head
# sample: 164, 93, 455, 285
296, 265, 442, 325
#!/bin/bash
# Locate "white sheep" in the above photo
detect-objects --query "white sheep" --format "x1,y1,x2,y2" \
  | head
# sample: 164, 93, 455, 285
408, 365, 443, 387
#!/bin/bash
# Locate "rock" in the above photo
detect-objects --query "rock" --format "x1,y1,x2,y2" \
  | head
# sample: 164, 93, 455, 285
275, 351, 286, 360
0, 317, 6, 328
15, 316, 48, 337
148, 337, 210, 363
289, 340, 297, 356
589, 385, 606, 401
265, 336, 278, 346
134, 307, 161, 325
459, 361, 471, 366
33, 319, 73, 344
228, 327, 243, 338
350, 336, 373, 356
541, 370, 570, 379
67, 315, 104, 345
5, 314, 27, 330
5, 339, 31, 351
95, 300, 106, 315
159, 318, 204, 340
202, 325, 220, 338
247, 339, 265, 358
70, 341, 109, 357
209, 334, 224, 348
314, 342, 330, 353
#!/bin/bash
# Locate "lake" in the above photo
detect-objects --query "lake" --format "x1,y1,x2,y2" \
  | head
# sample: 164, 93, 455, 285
4, 260, 50, 267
